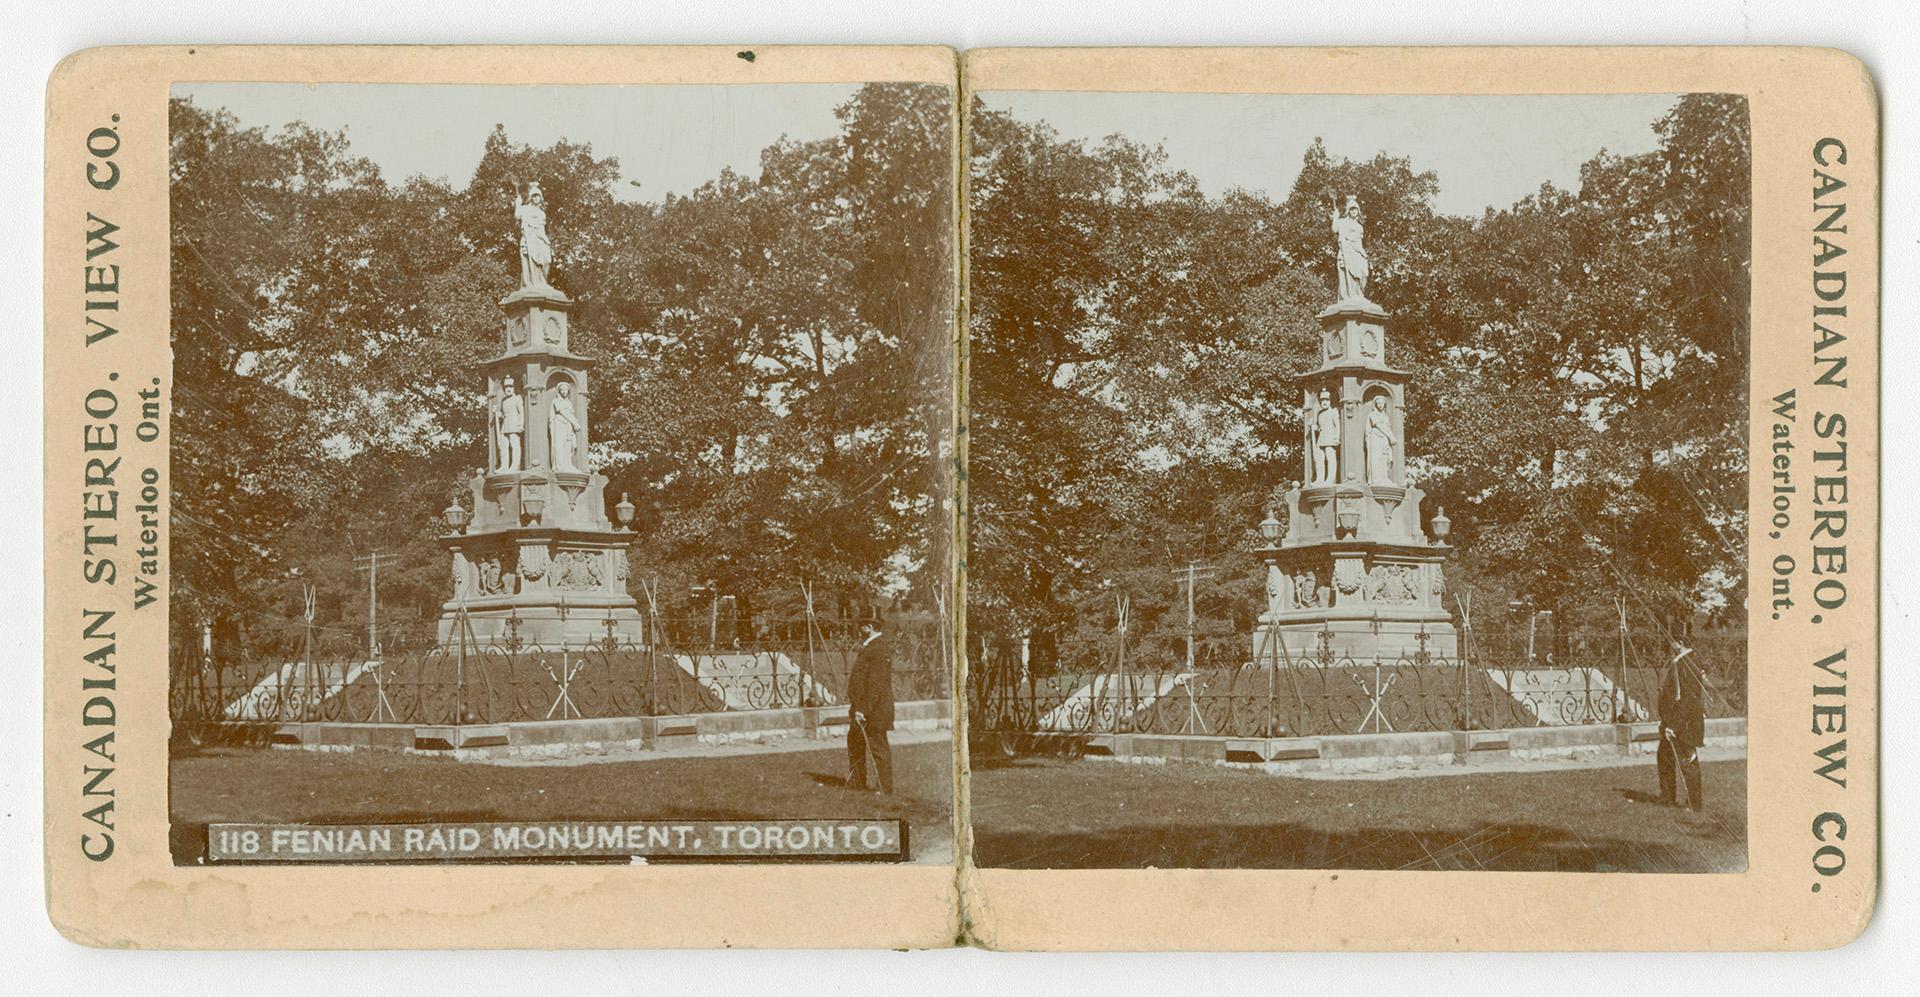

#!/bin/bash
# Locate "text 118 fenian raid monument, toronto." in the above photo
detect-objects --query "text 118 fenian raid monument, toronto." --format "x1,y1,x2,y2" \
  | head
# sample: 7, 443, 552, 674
1251, 193, 1458, 661
435, 181, 646, 649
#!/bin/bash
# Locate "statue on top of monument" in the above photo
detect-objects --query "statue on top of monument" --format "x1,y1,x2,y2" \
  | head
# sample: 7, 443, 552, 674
1326, 193, 1370, 304
510, 180, 554, 292
549, 379, 583, 473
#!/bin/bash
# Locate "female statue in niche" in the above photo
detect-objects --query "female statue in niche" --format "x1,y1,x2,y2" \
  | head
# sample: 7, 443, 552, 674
1365, 393, 1396, 485
549, 380, 583, 473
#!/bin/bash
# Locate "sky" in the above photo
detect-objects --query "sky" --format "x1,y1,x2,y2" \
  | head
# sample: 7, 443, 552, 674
172, 82, 866, 200
175, 85, 1682, 216
980, 91, 1685, 216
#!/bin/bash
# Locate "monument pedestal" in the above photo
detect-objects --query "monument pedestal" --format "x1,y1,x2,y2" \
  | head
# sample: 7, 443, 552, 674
435, 262, 646, 650
1252, 296, 1458, 663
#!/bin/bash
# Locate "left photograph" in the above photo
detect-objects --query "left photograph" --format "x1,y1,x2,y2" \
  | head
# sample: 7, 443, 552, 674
164, 80, 957, 864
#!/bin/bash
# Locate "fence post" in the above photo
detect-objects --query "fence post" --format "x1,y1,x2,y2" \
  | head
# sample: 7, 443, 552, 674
214, 623, 228, 722
639, 578, 660, 713
300, 583, 316, 723
199, 621, 213, 722
1264, 625, 1275, 738
1114, 594, 1129, 733
936, 588, 953, 707
801, 581, 816, 697
1615, 595, 1629, 723
1456, 593, 1474, 730
451, 610, 464, 727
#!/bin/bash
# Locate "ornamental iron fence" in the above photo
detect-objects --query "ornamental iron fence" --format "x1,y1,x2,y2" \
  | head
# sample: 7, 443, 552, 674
967, 627, 1744, 740
170, 613, 950, 732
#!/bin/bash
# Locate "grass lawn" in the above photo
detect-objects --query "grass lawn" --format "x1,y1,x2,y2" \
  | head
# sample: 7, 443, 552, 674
171, 739, 954, 863
969, 757, 1745, 872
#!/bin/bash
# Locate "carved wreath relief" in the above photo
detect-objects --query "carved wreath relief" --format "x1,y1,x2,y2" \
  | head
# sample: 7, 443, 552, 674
1334, 558, 1366, 596
517, 544, 549, 581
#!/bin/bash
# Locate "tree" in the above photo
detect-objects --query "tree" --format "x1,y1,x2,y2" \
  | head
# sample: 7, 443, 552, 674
966, 94, 1752, 665
171, 83, 960, 654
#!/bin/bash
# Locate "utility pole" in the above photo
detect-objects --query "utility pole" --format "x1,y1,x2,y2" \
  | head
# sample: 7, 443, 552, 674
1168, 561, 1217, 671
353, 551, 388, 660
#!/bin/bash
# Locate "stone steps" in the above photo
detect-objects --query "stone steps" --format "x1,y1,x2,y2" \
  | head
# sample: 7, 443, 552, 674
1483, 666, 1648, 726
1037, 671, 1197, 732
664, 650, 840, 711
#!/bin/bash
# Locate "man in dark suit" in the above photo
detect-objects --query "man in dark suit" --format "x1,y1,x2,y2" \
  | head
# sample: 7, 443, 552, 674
846, 619, 895, 794
1657, 644, 1707, 810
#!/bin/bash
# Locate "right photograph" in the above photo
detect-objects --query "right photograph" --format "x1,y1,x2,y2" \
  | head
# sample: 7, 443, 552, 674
965, 90, 1751, 871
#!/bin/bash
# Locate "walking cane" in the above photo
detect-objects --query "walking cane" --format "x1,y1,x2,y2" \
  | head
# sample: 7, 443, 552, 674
849, 711, 876, 790
1664, 727, 1691, 809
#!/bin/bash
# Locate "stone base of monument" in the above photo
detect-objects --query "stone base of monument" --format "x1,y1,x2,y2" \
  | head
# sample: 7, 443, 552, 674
263, 699, 955, 754
1251, 617, 1459, 663
1038, 717, 1748, 774
436, 598, 646, 650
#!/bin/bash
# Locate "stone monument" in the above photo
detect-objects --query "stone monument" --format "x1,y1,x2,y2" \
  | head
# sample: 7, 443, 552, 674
1250, 194, 1458, 661
435, 181, 647, 648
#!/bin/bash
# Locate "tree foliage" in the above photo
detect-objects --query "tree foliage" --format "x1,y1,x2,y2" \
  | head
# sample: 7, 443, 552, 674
170, 86, 1748, 659
967, 94, 1751, 664
169, 83, 955, 649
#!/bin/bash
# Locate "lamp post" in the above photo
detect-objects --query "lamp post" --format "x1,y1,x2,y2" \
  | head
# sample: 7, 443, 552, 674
1255, 508, 1287, 732
691, 578, 719, 648
1508, 598, 1548, 664
442, 500, 469, 533
1255, 508, 1286, 623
